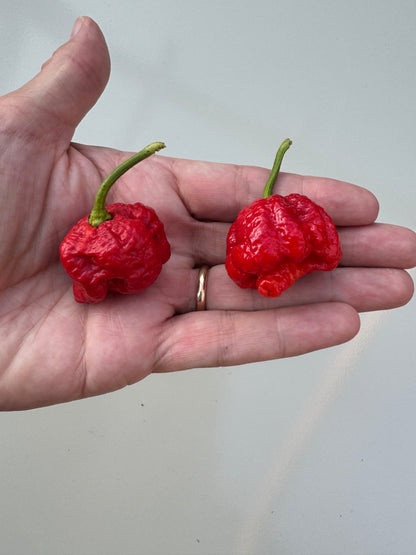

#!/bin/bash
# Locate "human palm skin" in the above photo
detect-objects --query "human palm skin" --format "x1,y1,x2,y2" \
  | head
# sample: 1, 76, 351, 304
0, 17, 415, 410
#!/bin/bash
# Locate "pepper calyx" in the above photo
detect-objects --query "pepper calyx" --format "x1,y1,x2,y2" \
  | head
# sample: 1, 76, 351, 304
88, 141, 166, 227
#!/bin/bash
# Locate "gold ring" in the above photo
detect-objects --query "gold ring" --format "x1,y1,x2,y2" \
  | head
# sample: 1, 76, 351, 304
196, 265, 209, 311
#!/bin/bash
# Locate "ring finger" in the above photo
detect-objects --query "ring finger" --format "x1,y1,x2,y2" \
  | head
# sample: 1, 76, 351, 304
204, 265, 414, 313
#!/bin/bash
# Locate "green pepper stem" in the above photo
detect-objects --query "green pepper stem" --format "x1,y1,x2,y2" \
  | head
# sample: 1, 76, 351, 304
262, 138, 292, 198
88, 141, 166, 227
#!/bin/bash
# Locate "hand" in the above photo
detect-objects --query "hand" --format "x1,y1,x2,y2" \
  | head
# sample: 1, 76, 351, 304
0, 17, 414, 410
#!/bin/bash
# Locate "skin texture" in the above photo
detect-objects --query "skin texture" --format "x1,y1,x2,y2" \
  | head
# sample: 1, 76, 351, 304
60, 202, 171, 303
225, 193, 342, 296
0, 17, 415, 410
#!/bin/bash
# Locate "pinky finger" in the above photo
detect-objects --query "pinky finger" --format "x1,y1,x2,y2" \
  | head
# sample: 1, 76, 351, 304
155, 302, 360, 372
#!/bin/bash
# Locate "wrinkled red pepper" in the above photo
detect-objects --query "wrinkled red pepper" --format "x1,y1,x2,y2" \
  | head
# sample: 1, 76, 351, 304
60, 142, 170, 303
226, 139, 342, 297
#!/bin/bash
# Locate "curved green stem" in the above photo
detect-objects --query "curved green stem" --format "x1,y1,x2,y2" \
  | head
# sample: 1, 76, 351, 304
262, 138, 292, 198
88, 141, 166, 227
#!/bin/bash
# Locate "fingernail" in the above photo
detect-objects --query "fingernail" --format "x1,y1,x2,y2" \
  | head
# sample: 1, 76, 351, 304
70, 17, 84, 39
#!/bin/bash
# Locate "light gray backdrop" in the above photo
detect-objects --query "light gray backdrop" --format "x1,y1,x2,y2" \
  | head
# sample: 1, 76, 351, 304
1, 1, 415, 554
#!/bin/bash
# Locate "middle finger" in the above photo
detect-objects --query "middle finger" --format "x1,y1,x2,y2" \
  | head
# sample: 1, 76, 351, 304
188, 221, 416, 271
204, 265, 414, 313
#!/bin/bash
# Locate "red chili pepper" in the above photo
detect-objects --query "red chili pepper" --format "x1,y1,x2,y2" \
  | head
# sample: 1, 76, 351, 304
60, 142, 171, 303
226, 139, 342, 297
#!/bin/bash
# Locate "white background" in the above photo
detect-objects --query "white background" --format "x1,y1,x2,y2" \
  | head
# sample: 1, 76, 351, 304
1, 1, 415, 554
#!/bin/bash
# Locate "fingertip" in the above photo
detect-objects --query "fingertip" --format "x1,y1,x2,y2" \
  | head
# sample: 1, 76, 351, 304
18, 16, 111, 143
336, 302, 361, 342
402, 228, 416, 269
335, 181, 380, 226
363, 186, 380, 223
301, 176, 380, 226
295, 302, 361, 351
70, 16, 85, 39
66, 15, 111, 86
391, 269, 415, 308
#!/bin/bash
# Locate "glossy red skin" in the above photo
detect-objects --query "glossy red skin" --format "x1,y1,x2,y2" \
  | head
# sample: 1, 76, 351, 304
60, 202, 171, 303
226, 193, 342, 297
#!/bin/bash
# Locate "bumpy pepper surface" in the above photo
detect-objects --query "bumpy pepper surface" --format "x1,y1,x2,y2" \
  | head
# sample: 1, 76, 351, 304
60, 142, 171, 303
225, 139, 342, 297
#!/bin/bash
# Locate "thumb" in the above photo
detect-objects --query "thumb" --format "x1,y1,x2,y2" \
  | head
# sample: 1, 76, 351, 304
16, 17, 111, 145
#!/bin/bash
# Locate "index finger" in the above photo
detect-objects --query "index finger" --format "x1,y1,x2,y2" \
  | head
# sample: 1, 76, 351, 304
165, 156, 379, 226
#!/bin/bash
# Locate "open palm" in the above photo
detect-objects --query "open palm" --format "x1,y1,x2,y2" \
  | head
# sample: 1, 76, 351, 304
0, 18, 414, 410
